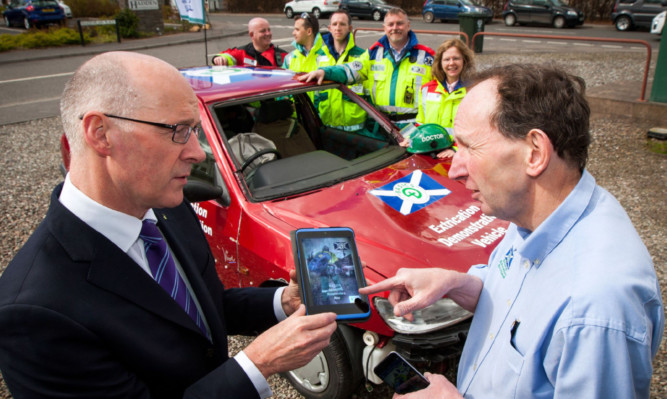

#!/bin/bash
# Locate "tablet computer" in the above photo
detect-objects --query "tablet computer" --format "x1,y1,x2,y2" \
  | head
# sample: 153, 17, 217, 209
290, 227, 371, 323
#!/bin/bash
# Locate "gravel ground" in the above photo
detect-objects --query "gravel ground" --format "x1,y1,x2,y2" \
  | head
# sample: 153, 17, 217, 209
0, 51, 665, 398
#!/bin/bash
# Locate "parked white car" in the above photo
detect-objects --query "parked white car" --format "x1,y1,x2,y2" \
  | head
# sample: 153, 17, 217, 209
58, 1, 72, 18
284, 0, 341, 19
651, 10, 665, 35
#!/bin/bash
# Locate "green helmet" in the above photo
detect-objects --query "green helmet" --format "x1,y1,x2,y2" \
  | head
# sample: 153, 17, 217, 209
406, 124, 454, 154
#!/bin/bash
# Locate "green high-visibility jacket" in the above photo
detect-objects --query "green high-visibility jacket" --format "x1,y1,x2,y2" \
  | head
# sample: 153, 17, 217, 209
314, 32, 367, 130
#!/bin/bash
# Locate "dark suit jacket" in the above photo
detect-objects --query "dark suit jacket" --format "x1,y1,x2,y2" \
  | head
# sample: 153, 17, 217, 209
0, 184, 279, 399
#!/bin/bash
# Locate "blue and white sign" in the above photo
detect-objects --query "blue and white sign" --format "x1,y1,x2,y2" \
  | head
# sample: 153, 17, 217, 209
173, 0, 205, 25
370, 170, 452, 215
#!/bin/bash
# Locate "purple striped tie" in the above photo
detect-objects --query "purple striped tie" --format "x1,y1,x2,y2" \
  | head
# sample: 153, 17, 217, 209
140, 220, 209, 339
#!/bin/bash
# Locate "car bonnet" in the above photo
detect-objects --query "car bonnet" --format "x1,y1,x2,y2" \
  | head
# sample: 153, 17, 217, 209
260, 156, 508, 281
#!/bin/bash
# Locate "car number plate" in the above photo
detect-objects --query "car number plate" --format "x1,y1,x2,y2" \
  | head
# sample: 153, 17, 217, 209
43, 8, 55, 12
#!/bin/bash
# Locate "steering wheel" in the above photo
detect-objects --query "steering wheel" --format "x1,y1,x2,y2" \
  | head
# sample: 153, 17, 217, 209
239, 149, 281, 174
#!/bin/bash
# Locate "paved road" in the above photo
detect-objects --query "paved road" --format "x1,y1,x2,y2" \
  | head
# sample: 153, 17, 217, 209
0, 12, 660, 125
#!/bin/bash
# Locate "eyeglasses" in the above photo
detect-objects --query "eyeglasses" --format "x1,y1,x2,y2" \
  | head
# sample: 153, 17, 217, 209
300, 12, 313, 25
103, 114, 202, 144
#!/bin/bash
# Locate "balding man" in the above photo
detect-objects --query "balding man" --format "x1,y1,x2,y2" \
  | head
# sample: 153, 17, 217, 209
360, 64, 663, 398
0, 51, 336, 399
212, 17, 287, 67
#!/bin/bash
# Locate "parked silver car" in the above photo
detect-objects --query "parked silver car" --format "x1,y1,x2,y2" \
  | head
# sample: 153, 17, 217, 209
284, 0, 341, 18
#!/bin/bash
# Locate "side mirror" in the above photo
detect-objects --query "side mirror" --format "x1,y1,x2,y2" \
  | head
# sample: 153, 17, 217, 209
184, 179, 229, 206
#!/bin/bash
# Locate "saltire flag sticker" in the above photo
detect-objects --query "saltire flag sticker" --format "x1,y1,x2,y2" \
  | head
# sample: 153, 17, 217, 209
370, 170, 451, 215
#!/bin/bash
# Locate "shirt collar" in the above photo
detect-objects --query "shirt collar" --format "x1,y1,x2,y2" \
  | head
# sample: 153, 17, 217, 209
514, 170, 595, 267
323, 32, 352, 61
293, 33, 322, 56
378, 30, 418, 60
59, 174, 155, 252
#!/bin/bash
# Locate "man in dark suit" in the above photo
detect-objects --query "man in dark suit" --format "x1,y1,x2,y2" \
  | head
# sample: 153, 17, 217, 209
0, 51, 337, 399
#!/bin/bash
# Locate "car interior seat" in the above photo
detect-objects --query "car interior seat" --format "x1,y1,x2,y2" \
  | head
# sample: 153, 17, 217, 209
252, 99, 316, 158
217, 104, 255, 139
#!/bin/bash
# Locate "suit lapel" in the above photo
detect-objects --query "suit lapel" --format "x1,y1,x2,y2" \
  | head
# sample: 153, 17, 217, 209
47, 190, 205, 338
86, 247, 200, 335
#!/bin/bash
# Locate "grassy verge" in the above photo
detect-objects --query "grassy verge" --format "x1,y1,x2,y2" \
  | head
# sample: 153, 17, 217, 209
0, 27, 88, 51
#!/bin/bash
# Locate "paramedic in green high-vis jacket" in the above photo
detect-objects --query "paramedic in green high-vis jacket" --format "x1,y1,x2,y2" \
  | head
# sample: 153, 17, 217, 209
283, 12, 323, 73
314, 10, 367, 131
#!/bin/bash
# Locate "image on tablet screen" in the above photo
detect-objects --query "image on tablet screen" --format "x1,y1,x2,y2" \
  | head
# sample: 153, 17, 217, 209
303, 236, 360, 306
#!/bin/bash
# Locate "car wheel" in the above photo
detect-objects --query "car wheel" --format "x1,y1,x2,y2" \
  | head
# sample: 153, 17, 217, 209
552, 15, 565, 29
423, 11, 434, 23
22, 17, 30, 29
372, 10, 382, 21
284, 328, 360, 399
285, 7, 294, 18
312, 7, 321, 19
615, 15, 632, 31
504, 13, 516, 26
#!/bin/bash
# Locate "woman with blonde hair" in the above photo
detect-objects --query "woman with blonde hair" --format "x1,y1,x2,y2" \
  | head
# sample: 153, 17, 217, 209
415, 38, 475, 159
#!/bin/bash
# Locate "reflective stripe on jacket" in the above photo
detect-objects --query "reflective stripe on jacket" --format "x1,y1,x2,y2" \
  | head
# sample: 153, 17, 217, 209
416, 79, 466, 128
213, 43, 286, 67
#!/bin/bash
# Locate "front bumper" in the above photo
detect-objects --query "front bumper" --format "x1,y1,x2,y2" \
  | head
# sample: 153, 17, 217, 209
391, 319, 471, 363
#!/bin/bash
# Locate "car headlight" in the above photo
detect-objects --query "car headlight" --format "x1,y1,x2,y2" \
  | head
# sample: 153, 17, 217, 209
567, 10, 577, 17
374, 296, 472, 334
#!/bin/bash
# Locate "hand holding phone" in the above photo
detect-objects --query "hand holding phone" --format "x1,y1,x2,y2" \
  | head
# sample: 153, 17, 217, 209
374, 351, 430, 394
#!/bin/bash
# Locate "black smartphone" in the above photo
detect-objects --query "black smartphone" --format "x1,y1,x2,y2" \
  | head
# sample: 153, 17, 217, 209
290, 227, 371, 322
374, 351, 430, 394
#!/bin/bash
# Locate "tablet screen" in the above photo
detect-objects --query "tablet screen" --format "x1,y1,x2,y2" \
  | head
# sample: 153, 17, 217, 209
292, 227, 370, 321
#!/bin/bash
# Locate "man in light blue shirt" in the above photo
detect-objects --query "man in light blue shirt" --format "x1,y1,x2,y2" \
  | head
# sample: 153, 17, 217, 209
360, 63, 663, 398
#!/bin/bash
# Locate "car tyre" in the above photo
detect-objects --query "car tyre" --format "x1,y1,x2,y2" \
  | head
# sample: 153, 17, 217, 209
285, 7, 294, 18
615, 15, 632, 31
312, 7, 321, 19
284, 328, 360, 399
552, 15, 565, 29
22, 16, 30, 29
504, 13, 516, 26
372, 10, 382, 21
423, 11, 434, 23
